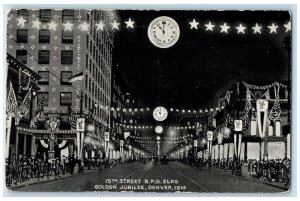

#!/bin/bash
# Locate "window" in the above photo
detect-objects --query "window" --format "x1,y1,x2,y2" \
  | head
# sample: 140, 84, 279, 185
60, 92, 72, 106
62, 30, 73, 44
39, 29, 50, 43
38, 71, 49, 85
86, 54, 88, 68
16, 50, 27, 64
17, 29, 28, 43
39, 9, 51, 22
59, 114, 71, 130
61, 71, 72, 85
61, 50, 73, 64
37, 92, 49, 106
17, 9, 29, 21
38, 50, 50, 64
62, 9, 74, 23
86, 35, 89, 47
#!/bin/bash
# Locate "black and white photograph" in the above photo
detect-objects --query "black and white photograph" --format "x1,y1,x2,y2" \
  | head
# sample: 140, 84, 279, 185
4, 8, 292, 193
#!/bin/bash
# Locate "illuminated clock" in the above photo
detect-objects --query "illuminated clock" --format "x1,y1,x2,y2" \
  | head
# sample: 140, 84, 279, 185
147, 16, 180, 48
153, 106, 168, 122
155, 126, 163, 134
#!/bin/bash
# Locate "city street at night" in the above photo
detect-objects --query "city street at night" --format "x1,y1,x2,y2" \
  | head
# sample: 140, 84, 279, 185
5, 9, 291, 194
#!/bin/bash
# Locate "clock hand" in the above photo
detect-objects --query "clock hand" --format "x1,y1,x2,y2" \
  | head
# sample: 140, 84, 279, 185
157, 25, 165, 34
162, 21, 166, 34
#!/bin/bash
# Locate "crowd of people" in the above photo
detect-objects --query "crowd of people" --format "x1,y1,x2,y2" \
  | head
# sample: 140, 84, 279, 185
186, 157, 290, 186
6, 153, 135, 187
247, 158, 290, 185
6, 154, 81, 187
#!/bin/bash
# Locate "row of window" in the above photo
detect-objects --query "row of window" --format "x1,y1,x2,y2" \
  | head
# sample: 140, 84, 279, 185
18, 9, 74, 23
16, 29, 73, 44
84, 94, 109, 120
38, 71, 72, 85
37, 92, 72, 106
16, 50, 73, 64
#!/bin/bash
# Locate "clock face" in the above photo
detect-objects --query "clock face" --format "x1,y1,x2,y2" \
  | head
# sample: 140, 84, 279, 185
155, 126, 163, 134
147, 16, 180, 48
153, 106, 168, 121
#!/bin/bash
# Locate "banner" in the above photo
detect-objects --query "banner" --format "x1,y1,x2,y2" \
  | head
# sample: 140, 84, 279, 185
256, 99, 268, 137
104, 132, 110, 142
207, 131, 213, 141
194, 140, 198, 147
76, 118, 85, 132
234, 120, 243, 132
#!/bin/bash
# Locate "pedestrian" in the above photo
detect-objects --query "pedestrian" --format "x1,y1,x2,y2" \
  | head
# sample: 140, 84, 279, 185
6, 159, 12, 187
61, 156, 66, 175
69, 155, 75, 175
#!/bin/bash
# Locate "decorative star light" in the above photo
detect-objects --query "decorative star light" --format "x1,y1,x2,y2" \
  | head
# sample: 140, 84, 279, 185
111, 20, 120, 30
95, 21, 105, 31
17, 16, 27, 27
252, 23, 262, 34
189, 19, 199, 29
80, 21, 90, 31
220, 22, 230, 33
32, 19, 41, 29
284, 21, 291, 32
47, 21, 58, 31
63, 21, 73, 31
125, 18, 135, 28
205, 21, 215, 31
268, 23, 278, 34
235, 24, 246, 34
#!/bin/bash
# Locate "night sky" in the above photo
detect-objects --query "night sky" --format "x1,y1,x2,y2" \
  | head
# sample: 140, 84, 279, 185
112, 10, 291, 109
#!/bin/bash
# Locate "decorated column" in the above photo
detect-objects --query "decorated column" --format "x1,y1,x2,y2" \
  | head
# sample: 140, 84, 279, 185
193, 139, 198, 158
206, 131, 213, 161
104, 131, 110, 159
76, 117, 85, 159
233, 120, 243, 160
120, 140, 124, 160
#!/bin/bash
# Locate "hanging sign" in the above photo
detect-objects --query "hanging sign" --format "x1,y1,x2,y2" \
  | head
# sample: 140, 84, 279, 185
185, 146, 189, 151
207, 131, 213, 141
129, 145, 132, 150
76, 118, 85, 132
212, 118, 217, 128
256, 99, 268, 111
120, 140, 124, 147
104, 132, 110, 141
124, 131, 130, 139
234, 120, 243, 132
194, 140, 198, 147
87, 124, 95, 135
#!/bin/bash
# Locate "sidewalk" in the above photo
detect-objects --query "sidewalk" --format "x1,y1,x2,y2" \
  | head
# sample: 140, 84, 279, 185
7, 168, 99, 190
7, 163, 137, 190
210, 167, 289, 191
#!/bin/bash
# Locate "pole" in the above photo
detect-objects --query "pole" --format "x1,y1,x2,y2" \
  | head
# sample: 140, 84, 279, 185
6, 115, 12, 159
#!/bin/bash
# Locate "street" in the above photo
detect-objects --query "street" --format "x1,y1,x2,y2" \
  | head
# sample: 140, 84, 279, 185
14, 161, 286, 193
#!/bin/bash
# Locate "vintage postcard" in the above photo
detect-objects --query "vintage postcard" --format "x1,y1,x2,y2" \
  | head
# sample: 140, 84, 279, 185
5, 9, 291, 193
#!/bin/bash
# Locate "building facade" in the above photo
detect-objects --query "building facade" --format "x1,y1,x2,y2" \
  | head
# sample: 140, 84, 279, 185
6, 53, 41, 158
7, 9, 118, 159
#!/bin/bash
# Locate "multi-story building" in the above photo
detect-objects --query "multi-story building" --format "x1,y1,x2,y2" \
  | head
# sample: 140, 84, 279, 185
7, 9, 119, 158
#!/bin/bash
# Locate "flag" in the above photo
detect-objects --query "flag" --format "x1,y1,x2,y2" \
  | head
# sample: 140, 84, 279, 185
6, 81, 18, 117
15, 86, 32, 125
68, 106, 77, 129
68, 72, 83, 83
